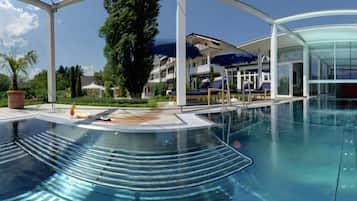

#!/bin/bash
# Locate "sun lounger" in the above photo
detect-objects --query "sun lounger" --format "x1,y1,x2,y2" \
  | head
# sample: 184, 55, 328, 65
169, 78, 225, 105
250, 82, 271, 100
231, 82, 270, 101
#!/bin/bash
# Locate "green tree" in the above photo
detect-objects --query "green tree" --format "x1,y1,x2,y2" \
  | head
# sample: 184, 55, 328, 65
104, 81, 113, 97
29, 70, 47, 99
0, 74, 10, 91
100, 0, 160, 98
69, 67, 76, 98
57, 65, 66, 75
75, 65, 83, 97
0, 51, 37, 90
94, 71, 104, 85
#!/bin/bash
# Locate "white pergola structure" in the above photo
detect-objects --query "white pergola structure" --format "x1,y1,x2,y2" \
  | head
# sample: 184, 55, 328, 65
176, 0, 357, 103
19, 0, 83, 111
82, 82, 105, 98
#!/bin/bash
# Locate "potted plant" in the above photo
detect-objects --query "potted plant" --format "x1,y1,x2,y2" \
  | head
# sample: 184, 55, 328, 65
0, 51, 37, 109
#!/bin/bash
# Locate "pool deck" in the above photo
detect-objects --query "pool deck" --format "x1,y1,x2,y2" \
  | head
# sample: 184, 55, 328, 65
0, 97, 304, 132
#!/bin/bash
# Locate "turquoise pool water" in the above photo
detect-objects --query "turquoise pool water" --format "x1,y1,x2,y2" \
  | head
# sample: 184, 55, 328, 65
205, 98, 357, 201
1, 98, 357, 200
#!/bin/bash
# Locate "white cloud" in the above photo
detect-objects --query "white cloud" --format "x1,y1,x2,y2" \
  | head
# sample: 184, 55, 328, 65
0, 0, 39, 48
26, 5, 40, 11
81, 65, 97, 76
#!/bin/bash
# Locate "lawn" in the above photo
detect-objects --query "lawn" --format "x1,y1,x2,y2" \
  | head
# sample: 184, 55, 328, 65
57, 97, 158, 107
0, 96, 170, 108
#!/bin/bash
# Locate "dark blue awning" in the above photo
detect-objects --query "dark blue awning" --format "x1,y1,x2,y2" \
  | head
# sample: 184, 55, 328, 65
211, 52, 257, 67
151, 41, 201, 59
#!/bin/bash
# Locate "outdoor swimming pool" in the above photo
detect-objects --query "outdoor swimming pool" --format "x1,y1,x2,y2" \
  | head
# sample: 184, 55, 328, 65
1, 98, 356, 201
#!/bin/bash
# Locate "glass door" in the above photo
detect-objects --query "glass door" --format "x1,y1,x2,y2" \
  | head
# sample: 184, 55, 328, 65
293, 63, 303, 96
278, 63, 293, 97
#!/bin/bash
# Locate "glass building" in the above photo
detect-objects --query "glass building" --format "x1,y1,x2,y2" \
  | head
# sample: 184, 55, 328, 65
174, 2, 357, 105
239, 25, 357, 99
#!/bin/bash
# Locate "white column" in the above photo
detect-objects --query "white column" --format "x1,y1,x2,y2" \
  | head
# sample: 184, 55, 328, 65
317, 59, 321, 95
237, 71, 241, 90
225, 69, 231, 105
258, 52, 263, 86
47, 11, 56, 104
207, 51, 211, 78
334, 42, 337, 80
289, 64, 293, 97
270, 24, 278, 99
176, 0, 186, 106
303, 45, 310, 97
187, 60, 191, 87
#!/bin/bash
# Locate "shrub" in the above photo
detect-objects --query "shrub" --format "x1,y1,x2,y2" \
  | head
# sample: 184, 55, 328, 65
153, 83, 167, 97
57, 97, 156, 107
0, 74, 9, 91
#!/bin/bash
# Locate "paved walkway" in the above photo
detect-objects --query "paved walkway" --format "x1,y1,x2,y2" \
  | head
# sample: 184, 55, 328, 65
0, 97, 304, 131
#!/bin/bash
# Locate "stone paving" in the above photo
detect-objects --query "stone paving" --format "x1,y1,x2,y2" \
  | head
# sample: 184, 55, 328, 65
0, 98, 304, 131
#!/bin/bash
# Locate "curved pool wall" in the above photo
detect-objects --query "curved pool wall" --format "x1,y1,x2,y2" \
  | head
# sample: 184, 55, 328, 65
2, 98, 357, 200
0, 118, 252, 201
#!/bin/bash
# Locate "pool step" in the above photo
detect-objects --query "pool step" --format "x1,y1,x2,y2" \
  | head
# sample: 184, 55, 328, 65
0, 142, 28, 165
37, 131, 228, 163
3, 188, 63, 201
4, 172, 233, 201
45, 130, 215, 158
17, 131, 252, 191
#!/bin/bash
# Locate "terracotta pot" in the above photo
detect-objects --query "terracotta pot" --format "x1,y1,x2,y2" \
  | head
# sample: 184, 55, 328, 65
7, 90, 25, 109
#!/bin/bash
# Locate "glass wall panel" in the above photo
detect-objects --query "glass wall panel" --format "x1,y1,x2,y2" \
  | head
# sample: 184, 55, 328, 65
309, 84, 318, 96
309, 83, 336, 97
350, 42, 357, 79
335, 42, 357, 79
310, 43, 334, 80
278, 64, 290, 95
310, 56, 319, 80
336, 42, 350, 79
278, 46, 303, 63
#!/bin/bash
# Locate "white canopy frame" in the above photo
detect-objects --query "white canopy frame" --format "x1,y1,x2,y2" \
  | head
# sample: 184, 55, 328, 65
176, 0, 357, 103
19, 0, 83, 111
15, 1, 357, 108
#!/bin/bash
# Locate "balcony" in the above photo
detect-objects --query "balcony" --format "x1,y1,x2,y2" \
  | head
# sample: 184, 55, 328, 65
148, 73, 175, 84
189, 64, 224, 75
151, 64, 173, 74
165, 73, 175, 80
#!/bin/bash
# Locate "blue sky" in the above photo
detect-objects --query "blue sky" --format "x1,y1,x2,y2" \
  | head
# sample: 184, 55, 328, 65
2, 0, 357, 77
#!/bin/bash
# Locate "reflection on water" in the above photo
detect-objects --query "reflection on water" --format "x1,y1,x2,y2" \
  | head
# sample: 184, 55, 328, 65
0, 119, 244, 201
204, 98, 357, 201
3, 98, 357, 200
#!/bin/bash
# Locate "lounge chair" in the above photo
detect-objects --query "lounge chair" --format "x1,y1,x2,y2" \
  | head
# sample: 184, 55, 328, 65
207, 78, 227, 105
169, 78, 224, 105
231, 81, 270, 101
244, 82, 271, 100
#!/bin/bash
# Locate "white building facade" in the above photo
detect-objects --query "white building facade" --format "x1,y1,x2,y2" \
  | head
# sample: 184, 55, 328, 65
143, 33, 241, 97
